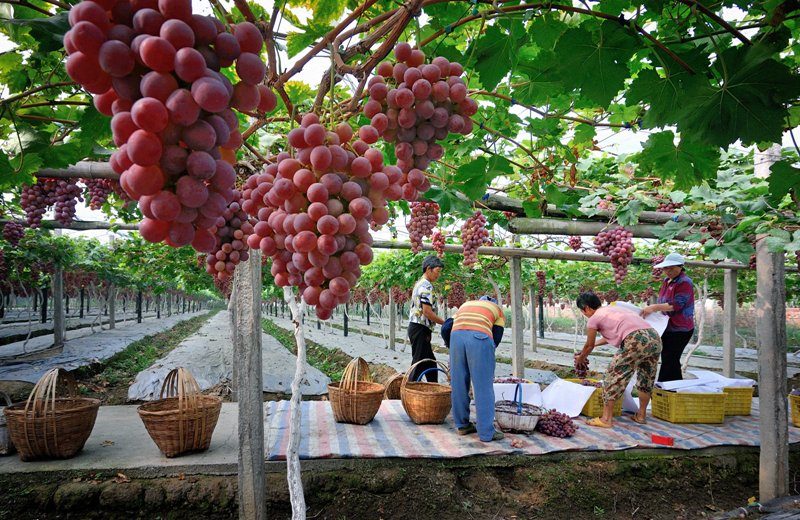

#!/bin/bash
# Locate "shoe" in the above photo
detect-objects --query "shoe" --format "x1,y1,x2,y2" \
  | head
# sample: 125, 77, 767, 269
481, 430, 505, 442
457, 423, 477, 436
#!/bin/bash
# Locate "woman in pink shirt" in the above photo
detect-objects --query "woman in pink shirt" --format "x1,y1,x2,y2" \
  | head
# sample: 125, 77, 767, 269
574, 292, 663, 428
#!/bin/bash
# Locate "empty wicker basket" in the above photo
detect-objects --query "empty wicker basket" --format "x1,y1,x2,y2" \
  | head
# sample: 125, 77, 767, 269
328, 357, 384, 424
4, 368, 100, 461
138, 367, 222, 458
400, 359, 451, 424
384, 373, 404, 400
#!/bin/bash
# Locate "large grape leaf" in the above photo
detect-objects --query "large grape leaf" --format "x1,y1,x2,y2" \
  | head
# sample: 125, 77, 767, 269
5, 11, 69, 53
677, 43, 800, 147
286, 21, 332, 58
467, 20, 526, 91
767, 160, 800, 205
637, 131, 720, 189
546, 21, 639, 107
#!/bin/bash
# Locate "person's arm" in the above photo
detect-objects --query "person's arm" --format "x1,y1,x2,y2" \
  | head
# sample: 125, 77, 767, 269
492, 325, 504, 347
575, 328, 598, 364
422, 303, 445, 325
640, 302, 673, 317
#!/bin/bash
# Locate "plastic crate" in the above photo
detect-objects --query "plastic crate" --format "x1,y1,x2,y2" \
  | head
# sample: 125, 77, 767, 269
651, 388, 726, 424
722, 387, 753, 416
790, 394, 800, 428
565, 378, 622, 417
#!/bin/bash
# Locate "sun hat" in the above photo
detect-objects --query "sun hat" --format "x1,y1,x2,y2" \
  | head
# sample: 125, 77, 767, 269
479, 295, 498, 304
653, 252, 686, 269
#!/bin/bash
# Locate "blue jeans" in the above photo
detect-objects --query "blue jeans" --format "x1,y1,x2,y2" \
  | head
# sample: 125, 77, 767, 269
449, 329, 496, 441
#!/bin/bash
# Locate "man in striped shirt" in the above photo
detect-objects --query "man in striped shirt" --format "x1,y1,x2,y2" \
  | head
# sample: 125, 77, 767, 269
449, 296, 506, 442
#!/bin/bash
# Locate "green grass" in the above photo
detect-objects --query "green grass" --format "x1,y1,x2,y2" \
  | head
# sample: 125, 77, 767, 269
73, 309, 219, 404
262, 318, 353, 381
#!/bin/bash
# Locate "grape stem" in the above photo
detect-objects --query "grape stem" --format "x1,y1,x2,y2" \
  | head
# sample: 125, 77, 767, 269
0, 81, 75, 107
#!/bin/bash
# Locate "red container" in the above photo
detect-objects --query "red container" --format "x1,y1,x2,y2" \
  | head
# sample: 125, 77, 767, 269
651, 433, 674, 446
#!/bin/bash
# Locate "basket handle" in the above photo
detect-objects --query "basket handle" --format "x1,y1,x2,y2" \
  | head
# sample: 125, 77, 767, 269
159, 367, 204, 453
0, 391, 11, 407
340, 357, 372, 392
415, 367, 448, 382
402, 359, 449, 387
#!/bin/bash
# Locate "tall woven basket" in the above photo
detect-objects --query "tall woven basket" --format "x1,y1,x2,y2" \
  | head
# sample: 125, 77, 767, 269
4, 368, 100, 461
400, 359, 451, 424
384, 373, 404, 400
138, 367, 222, 458
328, 358, 385, 425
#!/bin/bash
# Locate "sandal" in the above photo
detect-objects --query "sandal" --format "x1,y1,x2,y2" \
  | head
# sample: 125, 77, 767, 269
631, 415, 647, 425
586, 417, 613, 428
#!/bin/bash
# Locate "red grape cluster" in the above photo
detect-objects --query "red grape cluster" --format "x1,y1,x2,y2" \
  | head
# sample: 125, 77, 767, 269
597, 196, 614, 211
21, 179, 58, 228
460, 211, 489, 267
362, 42, 477, 197
408, 201, 439, 253
650, 254, 664, 280
749, 253, 757, 269
390, 286, 409, 305
535, 270, 546, 294
62, 0, 277, 252
431, 228, 445, 257
502, 211, 516, 221
204, 195, 254, 284
656, 201, 683, 213
535, 409, 577, 438
577, 379, 602, 388
494, 377, 531, 384
573, 357, 589, 378
698, 220, 724, 245
568, 236, 582, 252
447, 281, 466, 309
2, 222, 24, 247
52, 179, 84, 226
83, 178, 114, 209
594, 228, 634, 282
241, 115, 402, 320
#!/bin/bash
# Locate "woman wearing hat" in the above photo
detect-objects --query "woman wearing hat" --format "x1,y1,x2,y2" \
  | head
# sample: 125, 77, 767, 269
408, 255, 446, 382
448, 296, 506, 442
641, 253, 695, 382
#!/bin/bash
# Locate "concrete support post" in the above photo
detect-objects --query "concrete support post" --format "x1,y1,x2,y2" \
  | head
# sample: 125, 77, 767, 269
79, 287, 85, 319
509, 257, 525, 378
136, 290, 143, 323
52, 267, 65, 347
538, 294, 545, 338
722, 269, 737, 378
40, 287, 48, 324
756, 233, 789, 502
388, 290, 396, 351
528, 285, 537, 352
108, 285, 116, 330
343, 304, 349, 337
230, 251, 265, 520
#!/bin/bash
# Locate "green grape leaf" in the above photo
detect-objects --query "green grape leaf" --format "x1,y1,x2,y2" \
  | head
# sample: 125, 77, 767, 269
547, 21, 639, 107
616, 199, 642, 227
286, 22, 332, 58
767, 160, 800, 205
468, 22, 526, 91
678, 43, 800, 147
5, 11, 69, 53
455, 156, 492, 201
522, 199, 542, 218
637, 131, 719, 189
650, 219, 689, 241
308, 0, 346, 24
705, 235, 754, 263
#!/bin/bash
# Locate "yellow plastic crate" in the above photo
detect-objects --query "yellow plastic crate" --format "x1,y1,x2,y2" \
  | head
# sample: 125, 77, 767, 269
565, 378, 622, 417
790, 394, 800, 428
651, 388, 726, 424
723, 387, 754, 416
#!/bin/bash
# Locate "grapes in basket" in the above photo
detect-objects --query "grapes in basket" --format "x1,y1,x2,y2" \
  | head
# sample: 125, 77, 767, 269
494, 377, 532, 384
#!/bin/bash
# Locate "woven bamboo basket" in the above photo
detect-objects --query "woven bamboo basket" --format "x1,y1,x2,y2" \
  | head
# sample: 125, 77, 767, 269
384, 373, 404, 400
328, 358, 384, 425
138, 367, 222, 458
0, 391, 15, 455
790, 394, 800, 428
400, 359, 451, 424
4, 368, 99, 461
495, 383, 543, 432
723, 387, 754, 416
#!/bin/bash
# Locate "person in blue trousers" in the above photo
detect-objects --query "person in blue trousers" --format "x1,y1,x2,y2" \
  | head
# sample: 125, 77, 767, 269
447, 296, 506, 442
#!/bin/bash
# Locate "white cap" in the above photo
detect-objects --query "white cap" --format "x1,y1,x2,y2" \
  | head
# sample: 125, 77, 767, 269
654, 252, 685, 269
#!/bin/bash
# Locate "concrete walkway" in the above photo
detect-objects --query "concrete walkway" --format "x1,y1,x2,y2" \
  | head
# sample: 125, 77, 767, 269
0, 311, 208, 384
0, 310, 161, 344
128, 310, 330, 400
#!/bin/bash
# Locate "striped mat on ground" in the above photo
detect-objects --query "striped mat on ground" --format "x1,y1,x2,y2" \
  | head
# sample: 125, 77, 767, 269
265, 399, 799, 461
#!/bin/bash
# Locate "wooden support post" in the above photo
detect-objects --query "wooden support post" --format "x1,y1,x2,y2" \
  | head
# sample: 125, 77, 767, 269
79, 287, 85, 319
33, 291, 37, 313
509, 257, 525, 377
230, 251, 265, 520
538, 294, 545, 338
136, 290, 143, 323
388, 290, 396, 351
40, 287, 48, 324
343, 304, 349, 337
528, 285, 537, 352
366, 302, 370, 326
108, 285, 116, 330
52, 267, 65, 347
722, 269, 737, 378
756, 234, 789, 501
156, 294, 161, 319
65, 294, 69, 315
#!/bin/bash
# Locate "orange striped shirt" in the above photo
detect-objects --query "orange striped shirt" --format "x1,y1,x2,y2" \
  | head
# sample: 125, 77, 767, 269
452, 300, 505, 335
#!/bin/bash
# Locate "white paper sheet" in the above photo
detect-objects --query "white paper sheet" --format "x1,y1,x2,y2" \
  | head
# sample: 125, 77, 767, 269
494, 383, 542, 406
609, 301, 669, 336
541, 378, 597, 418
686, 370, 755, 388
